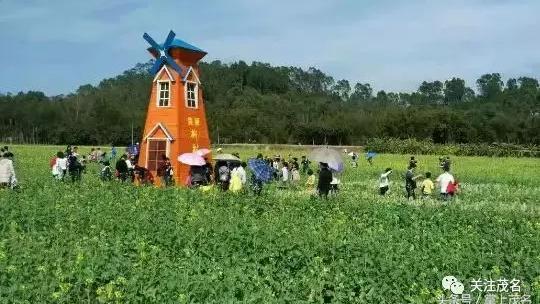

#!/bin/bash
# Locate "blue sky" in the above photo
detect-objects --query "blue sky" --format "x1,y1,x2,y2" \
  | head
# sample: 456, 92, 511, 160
1, 0, 539, 95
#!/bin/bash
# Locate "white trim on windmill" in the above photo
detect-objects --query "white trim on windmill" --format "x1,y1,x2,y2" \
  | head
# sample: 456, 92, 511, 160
182, 66, 201, 84
153, 65, 175, 83
143, 122, 175, 141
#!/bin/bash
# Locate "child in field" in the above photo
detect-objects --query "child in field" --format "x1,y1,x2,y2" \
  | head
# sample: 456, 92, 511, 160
446, 179, 460, 197
305, 169, 316, 191
420, 172, 434, 198
379, 168, 392, 195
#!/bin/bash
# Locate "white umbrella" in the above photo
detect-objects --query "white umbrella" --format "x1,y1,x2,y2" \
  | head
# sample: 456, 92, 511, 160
213, 153, 241, 161
309, 147, 344, 172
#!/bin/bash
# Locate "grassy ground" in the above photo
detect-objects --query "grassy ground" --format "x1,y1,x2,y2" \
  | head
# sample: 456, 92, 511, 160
0, 145, 539, 303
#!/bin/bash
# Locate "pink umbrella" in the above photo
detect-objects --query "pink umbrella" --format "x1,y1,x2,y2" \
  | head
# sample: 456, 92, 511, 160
195, 148, 211, 156
177, 153, 206, 166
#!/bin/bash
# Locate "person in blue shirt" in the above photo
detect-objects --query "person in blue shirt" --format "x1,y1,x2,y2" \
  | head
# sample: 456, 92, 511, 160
111, 146, 117, 160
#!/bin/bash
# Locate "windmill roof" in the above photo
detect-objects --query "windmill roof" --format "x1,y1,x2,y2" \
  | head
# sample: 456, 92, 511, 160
160, 38, 206, 54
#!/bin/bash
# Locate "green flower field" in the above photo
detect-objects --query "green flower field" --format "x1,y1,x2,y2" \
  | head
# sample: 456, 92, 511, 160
1, 145, 539, 303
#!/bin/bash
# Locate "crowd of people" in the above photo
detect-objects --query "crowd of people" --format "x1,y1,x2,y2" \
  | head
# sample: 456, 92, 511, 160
2, 144, 460, 201
185, 154, 320, 195
378, 155, 459, 200
48, 144, 175, 187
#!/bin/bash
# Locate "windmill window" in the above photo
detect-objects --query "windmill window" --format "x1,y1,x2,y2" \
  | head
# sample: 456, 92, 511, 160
147, 139, 167, 171
157, 81, 170, 107
186, 82, 198, 109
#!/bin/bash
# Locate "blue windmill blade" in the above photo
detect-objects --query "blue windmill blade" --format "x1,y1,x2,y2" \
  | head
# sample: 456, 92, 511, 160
163, 30, 176, 49
143, 32, 161, 51
164, 56, 183, 75
150, 56, 165, 75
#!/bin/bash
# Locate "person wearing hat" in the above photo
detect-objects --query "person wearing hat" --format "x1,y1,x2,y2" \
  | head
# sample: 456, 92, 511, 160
0, 151, 16, 189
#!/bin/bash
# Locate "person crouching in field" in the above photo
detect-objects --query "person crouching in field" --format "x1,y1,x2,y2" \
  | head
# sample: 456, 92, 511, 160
420, 172, 435, 198
317, 163, 332, 199
436, 167, 455, 201
379, 168, 392, 195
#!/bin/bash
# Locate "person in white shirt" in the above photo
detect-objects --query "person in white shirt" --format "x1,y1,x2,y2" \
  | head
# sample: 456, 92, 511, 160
281, 162, 289, 182
236, 162, 247, 185
379, 168, 392, 195
436, 168, 455, 200
0, 152, 16, 188
52, 151, 68, 180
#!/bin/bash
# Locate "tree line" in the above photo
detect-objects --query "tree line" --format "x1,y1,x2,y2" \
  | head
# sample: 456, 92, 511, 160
0, 60, 539, 146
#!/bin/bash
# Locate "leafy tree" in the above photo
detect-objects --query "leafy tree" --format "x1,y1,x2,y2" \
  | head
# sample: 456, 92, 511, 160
332, 79, 351, 101
444, 78, 466, 104
350, 83, 372, 103
477, 73, 503, 98
418, 81, 443, 104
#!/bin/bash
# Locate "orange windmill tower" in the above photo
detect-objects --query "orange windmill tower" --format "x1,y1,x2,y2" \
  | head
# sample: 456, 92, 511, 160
138, 30, 211, 186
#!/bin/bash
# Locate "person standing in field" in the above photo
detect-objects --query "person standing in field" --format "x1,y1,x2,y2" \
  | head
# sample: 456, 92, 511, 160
405, 165, 421, 200
305, 169, 316, 193
291, 162, 301, 185
237, 162, 247, 186
217, 161, 231, 191
100, 160, 113, 181
52, 151, 66, 180
436, 167, 455, 201
421, 172, 435, 198
203, 158, 213, 184
281, 161, 290, 186
115, 155, 129, 182
189, 165, 207, 188
67, 148, 82, 182
317, 163, 332, 199
409, 156, 418, 169
301, 156, 310, 174
0, 152, 16, 189
111, 146, 117, 160
229, 163, 243, 192
379, 168, 392, 195
50, 153, 58, 174
351, 152, 359, 168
